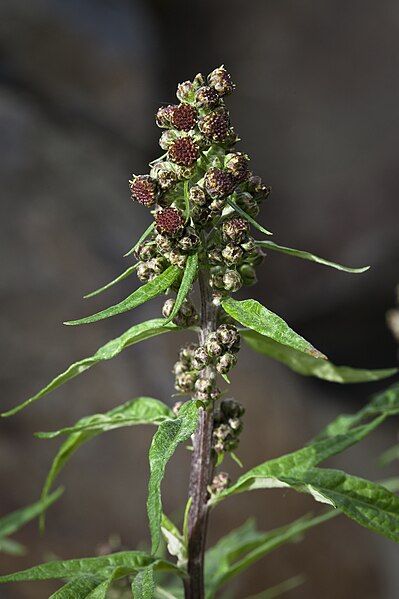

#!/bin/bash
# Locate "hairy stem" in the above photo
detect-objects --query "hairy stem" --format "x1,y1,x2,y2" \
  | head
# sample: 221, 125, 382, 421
185, 267, 217, 598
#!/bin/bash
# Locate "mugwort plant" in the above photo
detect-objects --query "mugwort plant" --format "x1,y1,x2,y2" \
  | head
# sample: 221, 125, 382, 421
1, 66, 399, 598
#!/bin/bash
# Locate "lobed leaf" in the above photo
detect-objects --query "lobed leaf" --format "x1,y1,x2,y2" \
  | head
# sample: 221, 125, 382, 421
164, 253, 198, 325
83, 264, 138, 299
38, 398, 172, 530
148, 401, 199, 553
124, 222, 155, 257
2, 318, 178, 417
255, 240, 369, 274
64, 265, 180, 326
242, 331, 397, 383
221, 298, 326, 359
226, 197, 273, 236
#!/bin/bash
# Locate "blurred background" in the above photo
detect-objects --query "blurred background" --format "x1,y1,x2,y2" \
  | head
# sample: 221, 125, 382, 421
1, 0, 399, 597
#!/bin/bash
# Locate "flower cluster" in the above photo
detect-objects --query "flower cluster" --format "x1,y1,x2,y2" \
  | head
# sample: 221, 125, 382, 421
212, 399, 245, 455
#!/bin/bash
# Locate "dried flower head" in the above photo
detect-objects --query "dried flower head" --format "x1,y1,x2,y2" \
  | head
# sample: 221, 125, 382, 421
171, 104, 198, 132
225, 152, 251, 182
208, 65, 235, 96
168, 136, 199, 167
199, 108, 230, 142
222, 217, 249, 243
155, 207, 185, 237
129, 175, 159, 207
204, 167, 235, 199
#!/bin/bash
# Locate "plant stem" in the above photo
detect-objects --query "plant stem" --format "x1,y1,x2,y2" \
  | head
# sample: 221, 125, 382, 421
185, 267, 217, 598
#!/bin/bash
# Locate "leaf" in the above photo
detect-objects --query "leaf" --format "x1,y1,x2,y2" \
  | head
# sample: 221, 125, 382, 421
0, 488, 62, 539
65, 266, 180, 326
205, 514, 331, 597
38, 398, 172, 530
49, 576, 102, 598
36, 397, 173, 439
0, 538, 26, 556
210, 415, 386, 505
164, 253, 198, 325
255, 240, 369, 274
221, 298, 326, 359
380, 444, 399, 466
2, 319, 178, 417
242, 331, 397, 383
226, 197, 273, 236
0, 551, 182, 584
148, 401, 199, 553
132, 565, 155, 599
83, 264, 138, 299
124, 222, 155, 257
244, 575, 305, 599
183, 180, 190, 220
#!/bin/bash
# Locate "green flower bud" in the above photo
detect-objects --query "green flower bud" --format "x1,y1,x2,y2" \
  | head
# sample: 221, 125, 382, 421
216, 352, 237, 374
159, 129, 179, 151
150, 161, 179, 191
221, 243, 243, 266
245, 247, 264, 266
209, 272, 225, 290
208, 248, 223, 264
156, 105, 175, 128
235, 191, 259, 217
239, 263, 257, 286
221, 398, 245, 418
223, 269, 242, 292
176, 73, 204, 103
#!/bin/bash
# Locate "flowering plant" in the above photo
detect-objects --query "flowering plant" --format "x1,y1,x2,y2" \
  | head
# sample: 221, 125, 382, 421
1, 66, 399, 598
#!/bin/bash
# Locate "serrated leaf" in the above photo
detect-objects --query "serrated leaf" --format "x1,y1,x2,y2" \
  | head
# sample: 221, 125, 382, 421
0, 551, 182, 585
221, 298, 326, 359
164, 253, 198, 325
226, 198, 273, 236
244, 575, 305, 599
2, 319, 178, 417
65, 266, 180, 326
83, 264, 138, 299
242, 331, 397, 383
132, 565, 155, 599
39, 398, 172, 530
205, 514, 332, 596
148, 401, 199, 553
210, 415, 386, 505
124, 222, 155, 257
255, 240, 369, 273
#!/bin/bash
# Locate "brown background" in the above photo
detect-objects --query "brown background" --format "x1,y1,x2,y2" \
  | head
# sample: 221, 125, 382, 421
0, 1, 399, 597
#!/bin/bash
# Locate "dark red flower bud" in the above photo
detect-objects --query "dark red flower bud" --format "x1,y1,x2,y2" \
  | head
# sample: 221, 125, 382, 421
129, 175, 159, 207
222, 217, 249, 243
199, 108, 230, 142
204, 167, 235, 199
171, 104, 198, 132
225, 152, 250, 182
155, 207, 185, 237
208, 66, 235, 96
195, 85, 220, 109
156, 105, 176, 128
168, 136, 199, 167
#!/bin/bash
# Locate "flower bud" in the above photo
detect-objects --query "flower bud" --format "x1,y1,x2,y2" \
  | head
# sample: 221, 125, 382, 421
210, 472, 230, 494
195, 375, 215, 395
204, 167, 235, 199
221, 243, 243, 266
156, 105, 175, 128
247, 176, 272, 201
216, 352, 237, 374
168, 249, 187, 269
171, 104, 198, 132
150, 161, 179, 191
135, 241, 157, 262
220, 398, 245, 418
155, 233, 174, 253
223, 269, 242, 292
129, 175, 159, 207
175, 371, 197, 393
173, 361, 188, 376
235, 191, 259, 217
179, 343, 198, 365
209, 198, 226, 213
198, 108, 230, 143
209, 272, 225, 290
245, 247, 264, 266
195, 85, 219, 109
216, 324, 240, 349
136, 261, 152, 282
178, 229, 200, 252
208, 65, 235, 96
222, 217, 249, 243
225, 152, 250, 182
176, 73, 204, 103
208, 248, 223, 264
192, 346, 211, 370
205, 332, 224, 357
239, 263, 257, 286
189, 185, 208, 206
163, 298, 197, 326
147, 257, 166, 276
168, 136, 199, 167
155, 207, 185, 237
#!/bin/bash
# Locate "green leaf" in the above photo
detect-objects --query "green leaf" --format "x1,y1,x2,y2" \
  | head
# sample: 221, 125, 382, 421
49, 576, 102, 598
205, 513, 329, 597
2, 319, 178, 417
0, 488, 62, 538
39, 398, 172, 531
221, 298, 326, 359
226, 197, 273, 236
83, 264, 138, 299
124, 222, 155, 257
183, 180, 190, 220
0, 538, 26, 556
65, 266, 180, 326
0, 551, 181, 584
148, 401, 199, 553
164, 253, 198, 325
255, 240, 369, 274
36, 397, 173, 439
244, 575, 305, 599
210, 415, 386, 505
132, 565, 155, 599
242, 331, 397, 383
380, 444, 399, 466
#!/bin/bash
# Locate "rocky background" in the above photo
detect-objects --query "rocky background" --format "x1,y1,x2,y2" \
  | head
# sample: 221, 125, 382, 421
0, 1, 399, 597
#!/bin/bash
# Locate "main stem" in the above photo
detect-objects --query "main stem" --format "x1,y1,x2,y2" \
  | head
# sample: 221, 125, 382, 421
185, 267, 217, 598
